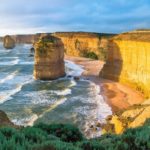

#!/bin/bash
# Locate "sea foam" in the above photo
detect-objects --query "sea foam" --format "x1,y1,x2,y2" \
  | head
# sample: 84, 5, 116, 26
65, 60, 84, 76
0, 58, 19, 65
0, 85, 22, 104
51, 88, 72, 96
0, 76, 33, 104
12, 114, 38, 126
0, 71, 18, 84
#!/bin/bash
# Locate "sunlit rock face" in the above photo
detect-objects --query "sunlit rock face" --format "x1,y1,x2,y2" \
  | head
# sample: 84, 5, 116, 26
53, 32, 113, 57
102, 104, 150, 134
1, 32, 115, 57
3, 35, 15, 49
34, 35, 65, 80
100, 30, 150, 98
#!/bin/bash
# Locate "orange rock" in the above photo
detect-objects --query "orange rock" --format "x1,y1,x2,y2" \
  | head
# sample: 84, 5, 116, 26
3, 35, 15, 49
54, 32, 113, 58
100, 31, 150, 98
34, 35, 65, 80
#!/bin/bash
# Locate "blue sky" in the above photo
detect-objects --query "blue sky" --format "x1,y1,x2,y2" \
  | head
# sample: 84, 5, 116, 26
0, 0, 150, 35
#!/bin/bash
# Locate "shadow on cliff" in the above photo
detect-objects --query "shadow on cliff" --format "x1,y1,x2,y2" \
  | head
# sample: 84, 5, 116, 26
100, 40, 123, 82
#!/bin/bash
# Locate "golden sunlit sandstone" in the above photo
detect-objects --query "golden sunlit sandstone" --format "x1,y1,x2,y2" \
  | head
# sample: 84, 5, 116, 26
110, 115, 124, 134
100, 30, 150, 98
34, 35, 65, 80
3, 35, 15, 49
53, 32, 113, 58
102, 103, 150, 134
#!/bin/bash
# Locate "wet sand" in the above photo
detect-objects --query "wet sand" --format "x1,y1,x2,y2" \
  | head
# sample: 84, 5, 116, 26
65, 55, 144, 113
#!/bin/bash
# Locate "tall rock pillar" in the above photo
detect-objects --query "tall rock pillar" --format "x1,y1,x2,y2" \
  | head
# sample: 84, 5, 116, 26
3, 35, 15, 49
34, 35, 65, 80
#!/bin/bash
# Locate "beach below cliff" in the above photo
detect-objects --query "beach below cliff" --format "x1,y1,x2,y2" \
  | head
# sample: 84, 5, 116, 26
65, 55, 144, 113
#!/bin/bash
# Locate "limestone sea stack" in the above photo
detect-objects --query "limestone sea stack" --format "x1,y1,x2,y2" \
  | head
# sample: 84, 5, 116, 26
3, 35, 15, 49
34, 35, 65, 80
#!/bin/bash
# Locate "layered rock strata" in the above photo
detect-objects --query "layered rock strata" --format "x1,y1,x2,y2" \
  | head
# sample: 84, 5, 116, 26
54, 32, 113, 57
34, 35, 65, 80
100, 31, 150, 98
1, 32, 115, 58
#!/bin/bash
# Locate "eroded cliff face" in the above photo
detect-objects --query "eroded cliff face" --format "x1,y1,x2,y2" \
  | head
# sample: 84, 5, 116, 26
101, 31, 150, 98
34, 35, 65, 80
11, 33, 50, 44
1, 32, 114, 58
54, 32, 112, 57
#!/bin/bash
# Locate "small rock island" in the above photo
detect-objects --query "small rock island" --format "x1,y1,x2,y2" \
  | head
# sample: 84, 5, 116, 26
34, 35, 65, 80
3, 35, 15, 49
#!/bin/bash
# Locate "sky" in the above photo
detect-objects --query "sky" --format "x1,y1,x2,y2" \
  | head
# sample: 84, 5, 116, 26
0, 0, 150, 35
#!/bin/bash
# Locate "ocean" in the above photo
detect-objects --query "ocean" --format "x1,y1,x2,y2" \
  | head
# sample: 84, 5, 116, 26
0, 43, 111, 138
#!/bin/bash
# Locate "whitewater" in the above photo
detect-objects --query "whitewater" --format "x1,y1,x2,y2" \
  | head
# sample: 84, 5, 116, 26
0, 43, 111, 138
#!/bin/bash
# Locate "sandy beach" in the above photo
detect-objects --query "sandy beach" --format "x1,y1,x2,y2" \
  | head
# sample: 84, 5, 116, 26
65, 55, 144, 113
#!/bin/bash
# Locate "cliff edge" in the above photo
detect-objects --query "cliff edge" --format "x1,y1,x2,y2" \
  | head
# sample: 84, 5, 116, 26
100, 31, 150, 98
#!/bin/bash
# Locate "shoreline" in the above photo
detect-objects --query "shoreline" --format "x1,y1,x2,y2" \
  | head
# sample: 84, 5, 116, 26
65, 55, 145, 113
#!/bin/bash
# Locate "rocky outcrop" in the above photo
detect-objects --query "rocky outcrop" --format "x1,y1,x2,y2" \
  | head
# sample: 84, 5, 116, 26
102, 103, 150, 134
3, 35, 15, 49
100, 31, 150, 98
34, 35, 65, 80
0, 110, 15, 127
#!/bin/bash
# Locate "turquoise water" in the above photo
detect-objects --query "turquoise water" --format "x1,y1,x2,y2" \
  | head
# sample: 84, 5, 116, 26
0, 43, 111, 138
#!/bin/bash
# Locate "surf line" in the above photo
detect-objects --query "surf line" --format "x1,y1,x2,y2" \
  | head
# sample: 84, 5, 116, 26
27, 97, 68, 126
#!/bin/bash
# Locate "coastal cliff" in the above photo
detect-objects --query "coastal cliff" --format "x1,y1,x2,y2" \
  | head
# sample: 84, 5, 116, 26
53, 32, 113, 58
10, 33, 49, 44
101, 31, 150, 98
34, 35, 65, 80
0, 32, 114, 59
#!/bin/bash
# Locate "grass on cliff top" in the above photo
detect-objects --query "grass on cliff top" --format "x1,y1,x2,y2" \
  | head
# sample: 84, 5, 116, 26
0, 119, 150, 150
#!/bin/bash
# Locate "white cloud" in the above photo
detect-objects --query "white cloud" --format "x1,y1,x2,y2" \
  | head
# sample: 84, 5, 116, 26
0, 0, 149, 35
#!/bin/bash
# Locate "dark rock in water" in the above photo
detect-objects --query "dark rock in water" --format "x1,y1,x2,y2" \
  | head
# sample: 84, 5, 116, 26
67, 75, 72, 78
74, 76, 80, 81
0, 110, 15, 127
29, 54, 34, 57
106, 115, 113, 121
90, 125, 94, 128
30, 47, 35, 53
96, 122, 102, 127
3, 35, 15, 49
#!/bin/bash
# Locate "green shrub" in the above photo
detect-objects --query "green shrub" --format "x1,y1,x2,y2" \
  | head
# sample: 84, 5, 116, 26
34, 123, 83, 142
80, 140, 105, 150
81, 51, 98, 60
21, 127, 48, 143
0, 127, 17, 139
0, 120, 149, 150
32, 140, 81, 150
98, 48, 107, 61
